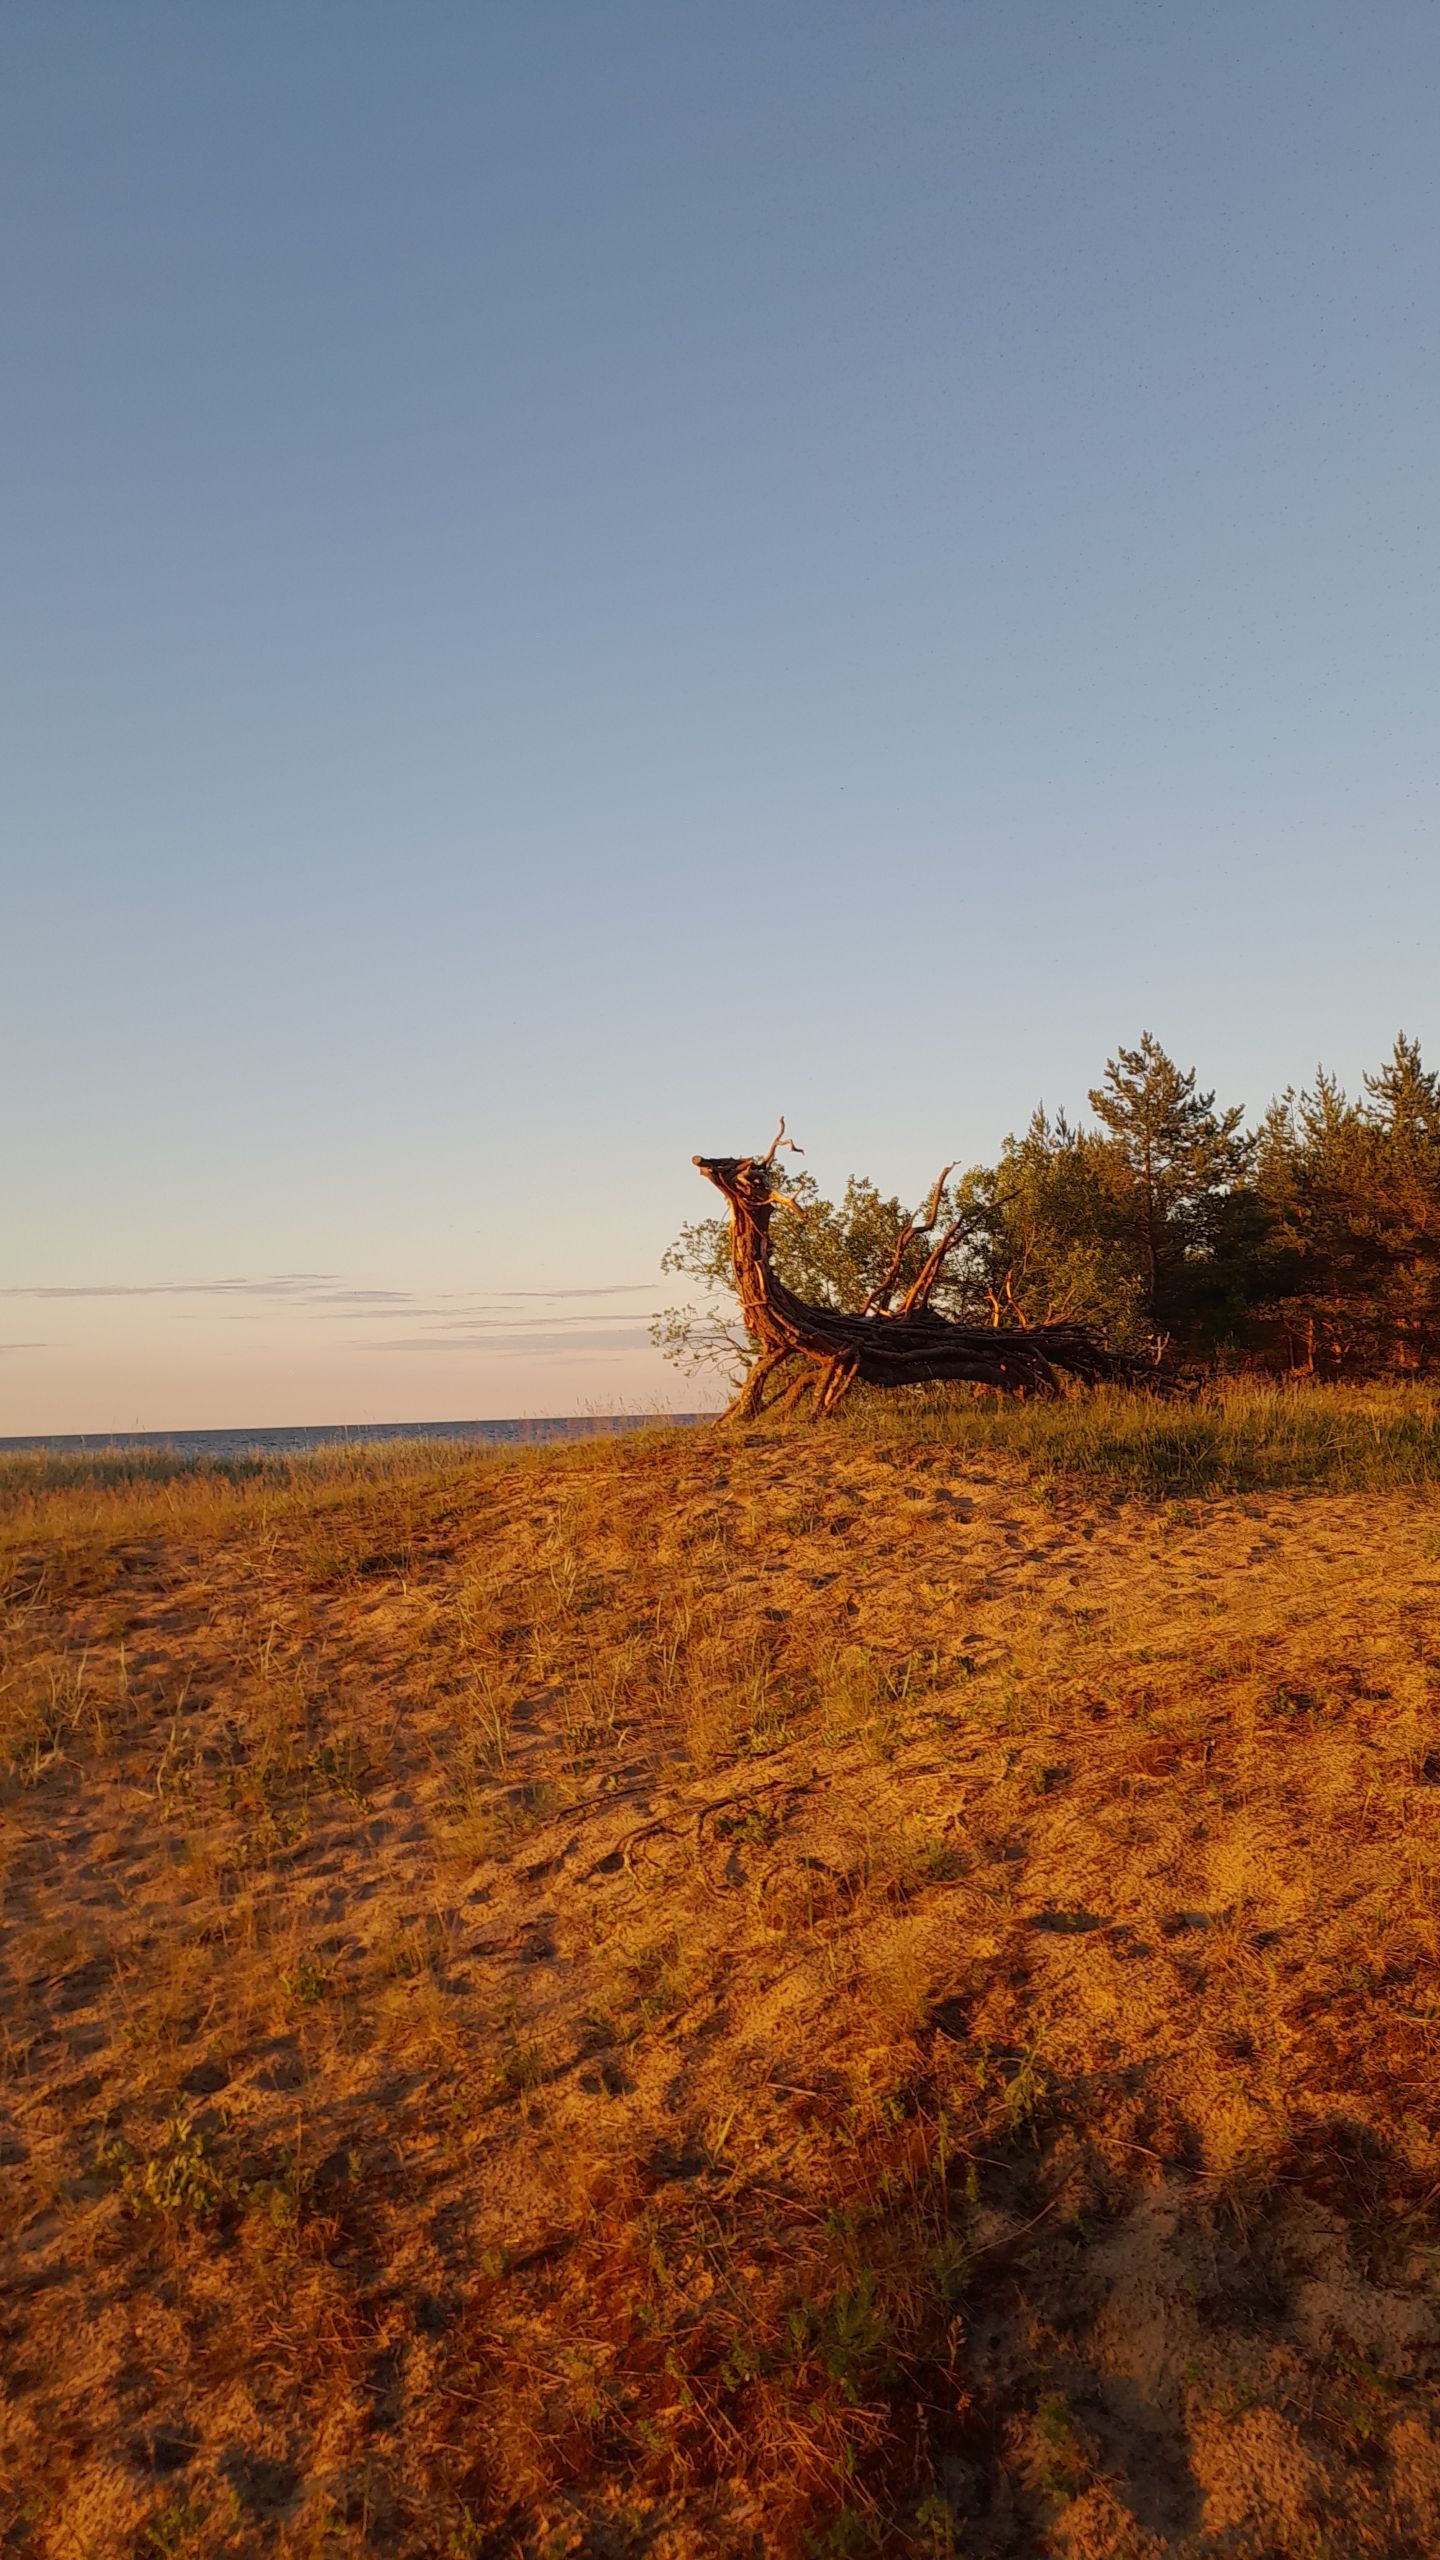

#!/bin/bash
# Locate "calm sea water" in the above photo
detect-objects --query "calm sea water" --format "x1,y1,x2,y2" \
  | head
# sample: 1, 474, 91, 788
0, 1414, 710, 1462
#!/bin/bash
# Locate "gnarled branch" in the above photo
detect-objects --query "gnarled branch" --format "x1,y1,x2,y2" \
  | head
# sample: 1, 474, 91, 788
693, 1134, 1139, 1421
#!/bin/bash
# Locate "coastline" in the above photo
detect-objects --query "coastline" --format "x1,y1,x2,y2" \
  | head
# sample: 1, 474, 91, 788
0, 1412, 714, 1460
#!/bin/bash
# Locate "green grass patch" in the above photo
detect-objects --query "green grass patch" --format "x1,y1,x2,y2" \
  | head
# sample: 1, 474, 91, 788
833, 1381, 1440, 1496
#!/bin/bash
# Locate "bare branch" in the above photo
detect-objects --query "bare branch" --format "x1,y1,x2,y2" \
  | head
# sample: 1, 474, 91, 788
920, 1161, 958, 1230
900, 1209, 971, 1314
861, 1161, 958, 1315
759, 1116, 804, 1169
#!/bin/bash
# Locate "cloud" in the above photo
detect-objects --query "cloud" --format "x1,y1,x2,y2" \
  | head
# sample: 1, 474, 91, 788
0, 1275, 654, 1309
0, 1276, 666, 1366
0, 1341, 49, 1353
422, 1313, 657, 1336
374, 1324, 656, 1357
0, 1276, 341, 1301
295, 1289, 419, 1307
476, 1284, 653, 1300
312, 1286, 656, 1325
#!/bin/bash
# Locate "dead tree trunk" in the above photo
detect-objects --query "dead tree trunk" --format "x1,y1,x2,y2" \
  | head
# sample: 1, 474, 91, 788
694, 1124, 1139, 1421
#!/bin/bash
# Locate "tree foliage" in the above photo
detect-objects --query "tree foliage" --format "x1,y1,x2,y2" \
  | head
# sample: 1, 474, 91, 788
658, 1032, 1440, 1385
654, 1169, 966, 1379
1256, 1036, 1440, 1375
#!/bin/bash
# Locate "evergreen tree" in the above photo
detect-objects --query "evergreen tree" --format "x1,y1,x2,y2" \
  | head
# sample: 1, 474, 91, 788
969, 1110, 1147, 1348
1254, 1037, 1440, 1374
1087, 1034, 1253, 1347
1254, 1073, 1377, 1372
656, 1032, 1440, 1389
1359, 1034, 1440, 1371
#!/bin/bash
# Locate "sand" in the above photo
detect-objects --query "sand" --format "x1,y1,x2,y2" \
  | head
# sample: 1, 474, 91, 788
3, 1429, 1439, 2553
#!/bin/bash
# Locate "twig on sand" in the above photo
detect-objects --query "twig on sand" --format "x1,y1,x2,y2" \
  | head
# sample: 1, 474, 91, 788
578, 1770, 817, 1885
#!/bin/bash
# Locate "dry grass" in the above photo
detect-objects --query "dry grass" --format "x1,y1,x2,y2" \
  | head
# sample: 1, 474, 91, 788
3, 1399, 1440, 2555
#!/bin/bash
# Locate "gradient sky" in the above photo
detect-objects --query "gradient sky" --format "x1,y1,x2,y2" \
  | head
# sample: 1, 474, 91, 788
3, 3, 1437, 1432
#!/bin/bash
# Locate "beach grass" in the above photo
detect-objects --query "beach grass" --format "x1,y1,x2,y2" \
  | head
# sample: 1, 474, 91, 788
835, 1375, 1440, 1495
3, 1391, 1440, 2554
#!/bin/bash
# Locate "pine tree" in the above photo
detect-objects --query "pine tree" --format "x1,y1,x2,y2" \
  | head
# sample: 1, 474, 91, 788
975, 1109, 1146, 1347
1254, 1038, 1440, 1375
1362, 1034, 1440, 1372
1087, 1034, 1253, 1347
657, 1034, 1440, 1391
1254, 1074, 1377, 1372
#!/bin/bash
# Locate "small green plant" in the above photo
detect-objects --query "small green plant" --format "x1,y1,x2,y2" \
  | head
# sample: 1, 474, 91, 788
1000, 2041, 1049, 2140
127, 2118, 232, 2225
281, 1951, 331, 2006
804, 2512, 877, 2559
241, 2152, 315, 2232
910, 2489, 963, 2556
929, 2229, 970, 2309
92, 2131, 134, 2185
1033, 2388, 1089, 2502
784, 2270, 891, 2403
713, 1801, 778, 1847
487, 2041, 546, 2104
143, 2494, 208, 2556
310, 1733, 374, 1809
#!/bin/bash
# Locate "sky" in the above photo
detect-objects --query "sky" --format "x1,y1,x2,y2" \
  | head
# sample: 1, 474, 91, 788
3, 2, 1437, 1433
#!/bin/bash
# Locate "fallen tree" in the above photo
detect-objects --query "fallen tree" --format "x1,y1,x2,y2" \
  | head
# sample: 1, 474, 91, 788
694, 1124, 1141, 1419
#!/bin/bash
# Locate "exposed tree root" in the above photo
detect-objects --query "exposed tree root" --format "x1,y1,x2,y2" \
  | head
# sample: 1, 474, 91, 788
695, 1122, 1140, 1421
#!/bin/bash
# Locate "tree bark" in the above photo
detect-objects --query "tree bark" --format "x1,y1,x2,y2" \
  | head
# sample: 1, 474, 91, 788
695, 1132, 1141, 1421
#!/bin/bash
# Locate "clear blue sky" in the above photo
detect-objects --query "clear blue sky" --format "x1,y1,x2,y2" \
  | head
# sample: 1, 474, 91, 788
3, 3, 1437, 1429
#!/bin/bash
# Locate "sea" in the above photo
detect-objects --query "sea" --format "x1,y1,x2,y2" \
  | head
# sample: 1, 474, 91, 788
0, 1414, 711, 1463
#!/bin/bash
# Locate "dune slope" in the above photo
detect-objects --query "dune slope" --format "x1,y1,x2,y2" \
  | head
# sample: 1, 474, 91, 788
3, 1427, 1440, 2555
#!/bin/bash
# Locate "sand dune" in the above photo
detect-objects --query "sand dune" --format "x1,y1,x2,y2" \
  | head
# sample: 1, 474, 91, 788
3, 1426, 1439, 2553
